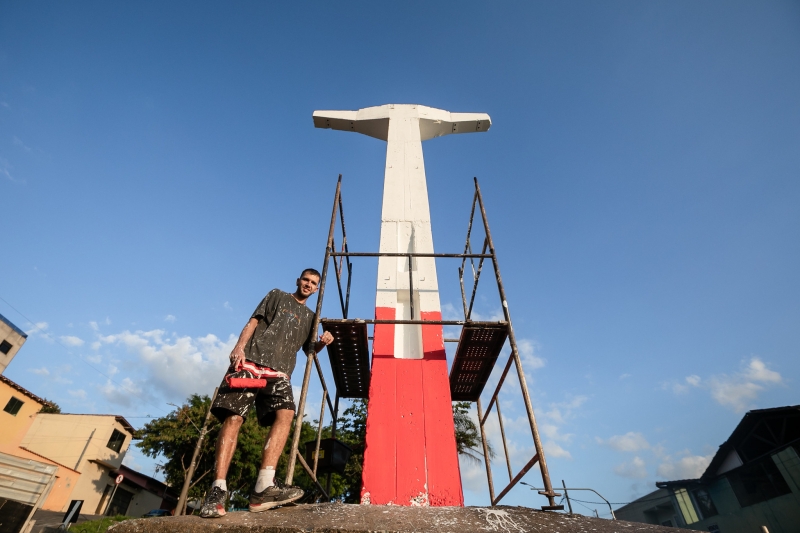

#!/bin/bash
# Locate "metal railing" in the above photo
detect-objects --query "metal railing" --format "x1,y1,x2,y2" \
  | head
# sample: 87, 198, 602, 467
285, 175, 560, 509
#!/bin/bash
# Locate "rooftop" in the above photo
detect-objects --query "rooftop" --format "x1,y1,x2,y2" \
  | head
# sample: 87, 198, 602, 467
0, 374, 49, 406
0, 312, 28, 339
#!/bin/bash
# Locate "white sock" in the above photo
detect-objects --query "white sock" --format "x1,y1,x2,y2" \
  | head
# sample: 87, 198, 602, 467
254, 467, 275, 492
212, 479, 227, 492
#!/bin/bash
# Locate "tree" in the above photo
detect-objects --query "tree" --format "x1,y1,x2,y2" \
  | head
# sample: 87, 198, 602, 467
453, 401, 494, 463
137, 395, 220, 508
138, 395, 491, 509
137, 394, 321, 510
39, 399, 61, 414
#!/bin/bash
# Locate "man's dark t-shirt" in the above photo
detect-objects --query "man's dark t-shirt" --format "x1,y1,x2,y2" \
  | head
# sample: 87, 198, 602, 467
245, 289, 315, 376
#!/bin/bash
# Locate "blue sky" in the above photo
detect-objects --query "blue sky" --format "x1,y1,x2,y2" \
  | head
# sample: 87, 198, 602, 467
2, 1, 799, 515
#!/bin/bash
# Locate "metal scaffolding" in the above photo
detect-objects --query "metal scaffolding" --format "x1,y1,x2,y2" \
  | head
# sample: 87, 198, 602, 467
284, 175, 562, 510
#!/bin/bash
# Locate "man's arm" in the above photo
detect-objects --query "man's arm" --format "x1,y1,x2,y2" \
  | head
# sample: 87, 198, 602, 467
229, 317, 258, 369
314, 331, 334, 353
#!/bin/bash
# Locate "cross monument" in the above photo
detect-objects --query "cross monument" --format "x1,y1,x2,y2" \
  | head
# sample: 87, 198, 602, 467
313, 104, 491, 506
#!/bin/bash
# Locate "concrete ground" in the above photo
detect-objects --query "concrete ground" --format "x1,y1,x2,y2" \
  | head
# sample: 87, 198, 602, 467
108, 503, 688, 533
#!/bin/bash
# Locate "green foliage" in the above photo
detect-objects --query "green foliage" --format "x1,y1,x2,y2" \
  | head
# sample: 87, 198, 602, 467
69, 515, 129, 533
39, 399, 61, 414
453, 401, 494, 463
304, 398, 367, 503
137, 395, 488, 510
136, 394, 321, 510
137, 394, 221, 506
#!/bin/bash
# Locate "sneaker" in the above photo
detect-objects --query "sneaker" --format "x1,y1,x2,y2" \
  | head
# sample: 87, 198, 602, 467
249, 480, 304, 512
199, 486, 227, 518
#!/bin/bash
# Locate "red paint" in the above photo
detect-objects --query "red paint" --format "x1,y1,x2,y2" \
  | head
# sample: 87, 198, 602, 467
361, 307, 397, 504
361, 307, 464, 506
395, 355, 426, 503
421, 311, 463, 506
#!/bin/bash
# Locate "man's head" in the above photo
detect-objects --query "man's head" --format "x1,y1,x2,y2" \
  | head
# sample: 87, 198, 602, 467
294, 268, 321, 302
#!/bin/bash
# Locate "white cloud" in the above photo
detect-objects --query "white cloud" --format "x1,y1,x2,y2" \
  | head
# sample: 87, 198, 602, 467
619, 373, 631, 380
541, 423, 573, 443
89, 321, 99, 331
60, 335, 85, 347
1, 156, 25, 184
97, 328, 235, 405
100, 377, 143, 408
223, 302, 233, 311
708, 358, 783, 412
542, 395, 587, 425
29, 367, 50, 376
614, 456, 648, 479
685, 375, 701, 387
13, 136, 32, 152
602, 432, 650, 452
164, 315, 176, 323
69, 389, 87, 399
668, 358, 782, 413
517, 339, 545, 371
26, 322, 52, 341
459, 454, 490, 494
545, 441, 572, 459
657, 452, 713, 480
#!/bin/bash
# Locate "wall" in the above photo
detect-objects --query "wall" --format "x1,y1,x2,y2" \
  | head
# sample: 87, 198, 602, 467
125, 488, 164, 517
20, 414, 131, 512
0, 381, 81, 512
20, 415, 130, 473
0, 380, 42, 450
684, 448, 800, 533
0, 315, 26, 374
615, 489, 679, 526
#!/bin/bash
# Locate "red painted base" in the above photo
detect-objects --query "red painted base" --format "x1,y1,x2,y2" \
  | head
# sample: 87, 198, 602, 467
360, 307, 464, 506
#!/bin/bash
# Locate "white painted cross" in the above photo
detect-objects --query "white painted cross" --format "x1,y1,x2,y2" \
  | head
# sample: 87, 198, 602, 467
313, 104, 491, 359
314, 103, 491, 506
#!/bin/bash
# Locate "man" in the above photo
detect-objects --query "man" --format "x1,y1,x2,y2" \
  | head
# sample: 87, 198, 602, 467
200, 269, 334, 518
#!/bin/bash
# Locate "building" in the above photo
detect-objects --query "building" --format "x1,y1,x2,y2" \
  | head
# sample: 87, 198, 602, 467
20, 413, 137, 514
0, 312, 27, 374
105, 465, 177, 517
615, 406, 800, 531
0, 375, 138, 514
1, 374, 80, 512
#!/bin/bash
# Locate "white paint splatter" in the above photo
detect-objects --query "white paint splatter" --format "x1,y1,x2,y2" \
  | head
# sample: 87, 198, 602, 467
478, 508, 525, 532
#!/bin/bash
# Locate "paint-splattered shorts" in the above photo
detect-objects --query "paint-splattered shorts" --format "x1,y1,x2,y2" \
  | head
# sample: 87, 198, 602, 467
211, 365, 295, 427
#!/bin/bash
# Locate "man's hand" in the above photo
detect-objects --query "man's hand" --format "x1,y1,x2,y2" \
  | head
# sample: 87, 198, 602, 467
229, 346, 246, 370
315, 331, 334, 353
230, 318, 258, 370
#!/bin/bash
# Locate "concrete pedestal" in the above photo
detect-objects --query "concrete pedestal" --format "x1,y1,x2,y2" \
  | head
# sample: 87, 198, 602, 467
109, 504, 685, 533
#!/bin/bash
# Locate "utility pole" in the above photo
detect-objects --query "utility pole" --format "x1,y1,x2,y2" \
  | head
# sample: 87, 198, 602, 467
177, 387, 218, 515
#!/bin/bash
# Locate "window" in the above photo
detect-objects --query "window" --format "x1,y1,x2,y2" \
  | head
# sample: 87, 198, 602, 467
674, 488, 699, 524
3, 396, 24, 415
106, 429, 126, 453
0, 340, 12, 355
691, 487, 718, 518
728, 454, 791, 507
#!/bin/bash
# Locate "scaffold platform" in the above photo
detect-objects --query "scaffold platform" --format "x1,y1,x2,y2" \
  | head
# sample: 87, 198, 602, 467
321, 319, 370, 399
449, 323, 508, 401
